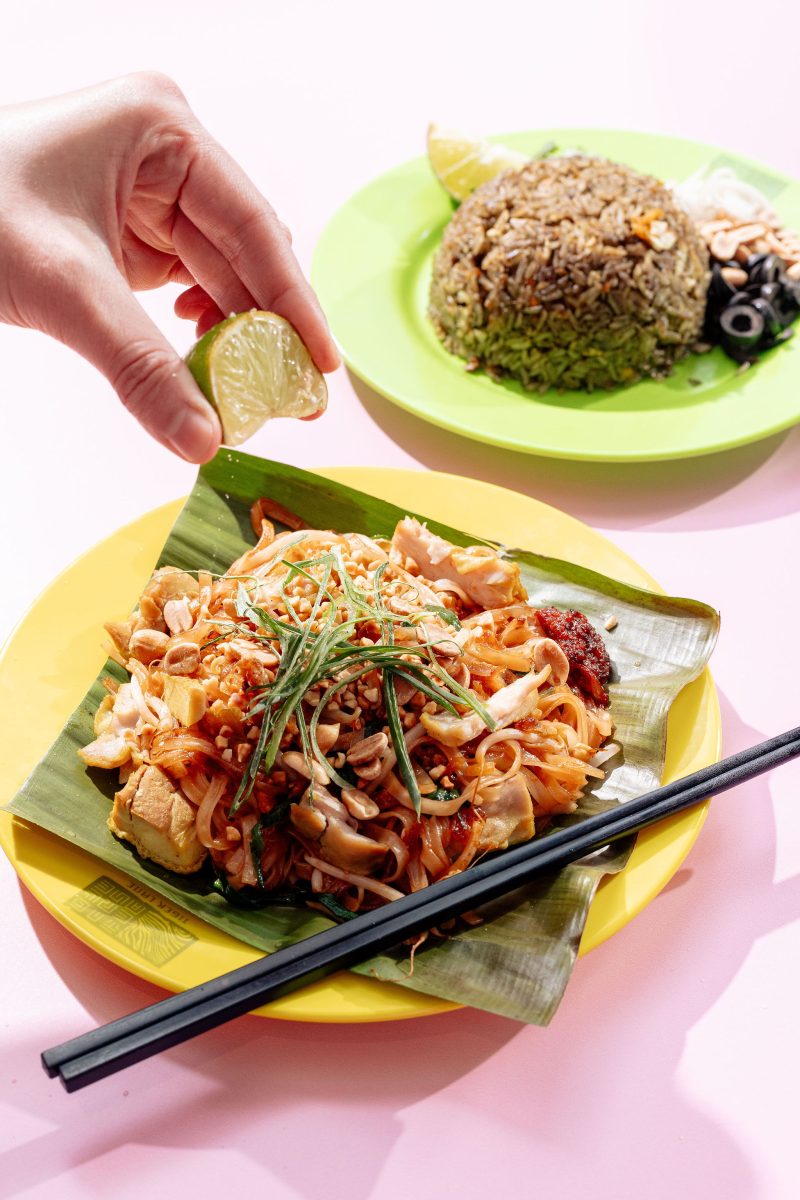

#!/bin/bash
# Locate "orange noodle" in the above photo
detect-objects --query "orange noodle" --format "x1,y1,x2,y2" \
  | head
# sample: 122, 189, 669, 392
79, 508, 616, 909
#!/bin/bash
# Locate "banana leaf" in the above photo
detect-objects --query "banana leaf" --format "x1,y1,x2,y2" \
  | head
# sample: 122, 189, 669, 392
4, 450, 719, 1023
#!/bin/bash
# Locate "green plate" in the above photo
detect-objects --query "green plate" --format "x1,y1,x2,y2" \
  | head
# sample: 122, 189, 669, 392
312, 129, 800, 462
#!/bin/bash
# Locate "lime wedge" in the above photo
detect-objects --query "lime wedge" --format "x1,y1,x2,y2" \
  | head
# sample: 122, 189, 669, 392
185, 310, 328, 447
427, 123, 529, 202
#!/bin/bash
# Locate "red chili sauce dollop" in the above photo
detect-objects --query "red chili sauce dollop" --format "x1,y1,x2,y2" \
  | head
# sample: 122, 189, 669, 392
535, 607, 612, 706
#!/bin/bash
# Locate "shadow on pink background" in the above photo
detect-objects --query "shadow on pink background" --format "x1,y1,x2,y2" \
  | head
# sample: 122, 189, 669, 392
350, 374, 800, 535
1, 692, 796, 1199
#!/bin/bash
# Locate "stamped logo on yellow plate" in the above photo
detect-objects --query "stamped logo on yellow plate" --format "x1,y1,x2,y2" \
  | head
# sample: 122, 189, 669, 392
66, 876, 197, 967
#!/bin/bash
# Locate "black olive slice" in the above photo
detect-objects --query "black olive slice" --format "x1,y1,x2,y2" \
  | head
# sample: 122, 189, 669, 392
709, 263, 736, 304
719, 304, 765, 349
747, 253, 785, 287
750, 297, 784, 339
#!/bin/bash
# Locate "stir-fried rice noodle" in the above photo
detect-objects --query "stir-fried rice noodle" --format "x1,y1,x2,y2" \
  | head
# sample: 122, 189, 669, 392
80, 510, 617, 912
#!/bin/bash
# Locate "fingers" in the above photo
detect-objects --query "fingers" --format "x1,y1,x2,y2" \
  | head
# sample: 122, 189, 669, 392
171, 210, 256, 317
64, 263, 221, 462
178, 139, 340, 373
196, 307, 224, 338
168, 259, 196, 286
174, 283, 220, 320
174, 285, 206, 319
174, 285, 226, 339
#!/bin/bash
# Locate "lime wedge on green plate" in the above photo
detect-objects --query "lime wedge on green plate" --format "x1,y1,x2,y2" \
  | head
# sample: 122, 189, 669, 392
186, 310, 327, 447
427, 123, 528, 201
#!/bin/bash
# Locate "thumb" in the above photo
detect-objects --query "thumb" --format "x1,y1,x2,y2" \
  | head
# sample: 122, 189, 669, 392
60, 263, 221, 462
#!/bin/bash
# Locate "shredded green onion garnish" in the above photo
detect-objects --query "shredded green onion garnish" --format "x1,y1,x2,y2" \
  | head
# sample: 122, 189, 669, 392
227, 550, 494, 817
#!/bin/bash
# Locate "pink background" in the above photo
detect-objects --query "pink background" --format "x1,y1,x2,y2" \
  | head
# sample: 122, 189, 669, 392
1, 3, 799, 1197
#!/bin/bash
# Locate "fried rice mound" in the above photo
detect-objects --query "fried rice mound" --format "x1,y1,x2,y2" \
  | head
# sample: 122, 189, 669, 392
428, 155, 710, 392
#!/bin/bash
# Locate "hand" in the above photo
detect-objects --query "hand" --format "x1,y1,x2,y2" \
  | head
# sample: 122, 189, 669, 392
0, 72, 339, 462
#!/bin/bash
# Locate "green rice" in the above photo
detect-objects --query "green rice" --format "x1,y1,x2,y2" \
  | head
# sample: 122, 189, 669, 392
428, 155, 710, 392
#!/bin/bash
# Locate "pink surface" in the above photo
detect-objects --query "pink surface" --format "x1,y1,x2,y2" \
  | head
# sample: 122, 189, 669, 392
1, 4, 799, 1198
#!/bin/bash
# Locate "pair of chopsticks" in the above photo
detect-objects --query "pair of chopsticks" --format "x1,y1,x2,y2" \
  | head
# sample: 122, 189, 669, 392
42, 726, 800, 1091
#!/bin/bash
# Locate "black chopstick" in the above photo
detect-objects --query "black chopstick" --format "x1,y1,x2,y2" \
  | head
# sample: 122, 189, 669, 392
42, 725, 800, 1091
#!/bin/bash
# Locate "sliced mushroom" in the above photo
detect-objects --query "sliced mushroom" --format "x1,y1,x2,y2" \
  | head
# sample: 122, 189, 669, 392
281, 751, 330, 786
532, 638, 570, 687
476, 774, 534, 852
290, 784, 387, 874
289, 803, 328, 839
318, 819, 388, 874
416, 620, 461, 656
305, 784, 349, 823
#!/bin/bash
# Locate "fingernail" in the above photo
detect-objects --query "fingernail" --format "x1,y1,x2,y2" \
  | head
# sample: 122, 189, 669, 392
168, 404, 220, 462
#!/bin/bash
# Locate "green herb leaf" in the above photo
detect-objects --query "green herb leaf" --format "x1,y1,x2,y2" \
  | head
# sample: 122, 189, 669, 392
429, 786, 461, 804
260, 799, 291, 828
534, 140, 559, 158
383, 665, 421, 815
250, 819, 266, 890
421, 604, 462, 629
314, 893, 358, 922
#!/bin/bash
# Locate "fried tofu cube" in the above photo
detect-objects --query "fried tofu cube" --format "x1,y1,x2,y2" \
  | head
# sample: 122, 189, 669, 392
108, 765, 206, 873
161, 675, 207, 727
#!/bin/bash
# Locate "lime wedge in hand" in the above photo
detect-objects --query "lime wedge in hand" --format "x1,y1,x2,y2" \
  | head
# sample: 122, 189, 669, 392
427, 123, 529, 202
185, 310, 328, 447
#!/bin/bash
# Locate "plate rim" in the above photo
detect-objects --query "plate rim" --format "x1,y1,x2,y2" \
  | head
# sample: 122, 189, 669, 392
312, 128, 800, 463
0, 466, 721, 1022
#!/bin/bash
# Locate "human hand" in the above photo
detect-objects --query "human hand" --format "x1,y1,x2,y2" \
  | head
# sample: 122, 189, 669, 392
0, 72, 339, 462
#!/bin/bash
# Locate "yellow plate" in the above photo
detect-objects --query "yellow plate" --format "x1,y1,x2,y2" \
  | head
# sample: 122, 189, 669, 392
0, 469, 720, 1022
